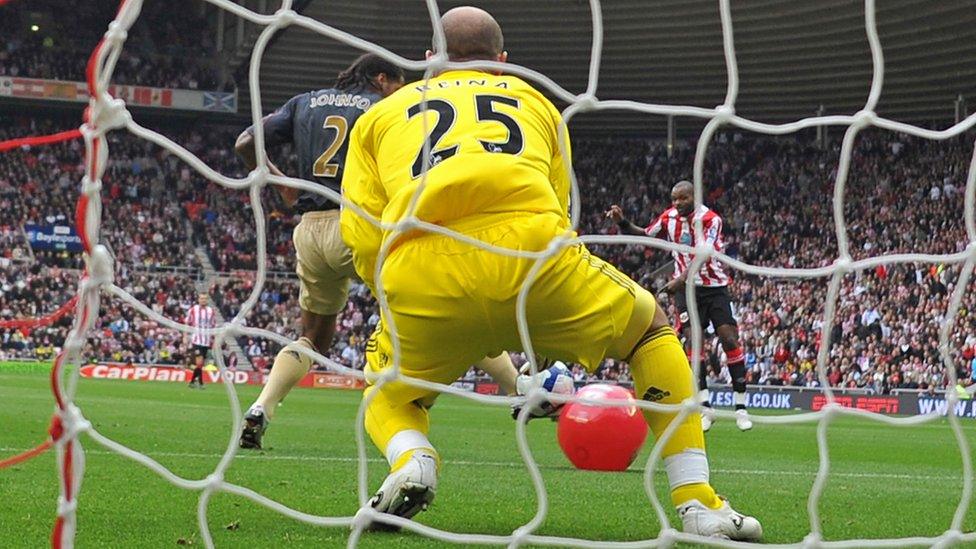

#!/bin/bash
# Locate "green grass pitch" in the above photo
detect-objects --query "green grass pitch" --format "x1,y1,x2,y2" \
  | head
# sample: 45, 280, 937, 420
2, 368, 975, 547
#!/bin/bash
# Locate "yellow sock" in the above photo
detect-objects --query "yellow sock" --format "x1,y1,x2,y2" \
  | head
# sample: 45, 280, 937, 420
363, 385, 437, 468
629, 326, 721, 509
253, 337, 315, 420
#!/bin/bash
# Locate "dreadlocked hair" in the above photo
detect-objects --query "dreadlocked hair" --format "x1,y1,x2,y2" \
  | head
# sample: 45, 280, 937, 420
334, 53, 405, 92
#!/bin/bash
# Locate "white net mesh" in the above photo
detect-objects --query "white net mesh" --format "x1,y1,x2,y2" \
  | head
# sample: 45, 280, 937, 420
33, 0, 976, 546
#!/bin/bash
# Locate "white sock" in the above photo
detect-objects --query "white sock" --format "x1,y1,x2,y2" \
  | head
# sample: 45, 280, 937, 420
385, 430, 434, 466
664, 448, 710, 491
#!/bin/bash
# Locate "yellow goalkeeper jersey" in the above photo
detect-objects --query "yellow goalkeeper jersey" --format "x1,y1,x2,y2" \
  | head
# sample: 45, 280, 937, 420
340, 69, 572, 288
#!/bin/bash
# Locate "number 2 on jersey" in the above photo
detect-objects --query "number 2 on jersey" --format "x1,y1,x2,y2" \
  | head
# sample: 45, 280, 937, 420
407, 94, 524, 179
312, 115, 348, 178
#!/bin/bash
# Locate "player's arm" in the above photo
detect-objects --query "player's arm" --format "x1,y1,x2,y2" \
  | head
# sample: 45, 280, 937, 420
662, 270, 688, 295
339, 116, 386, 292
702, 214, 724, 252
234, 95, 301, 206
605, 205, 647, 236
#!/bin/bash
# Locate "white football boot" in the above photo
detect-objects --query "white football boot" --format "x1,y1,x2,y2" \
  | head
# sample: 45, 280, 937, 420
735, 409, 754, 431
678, 497, 763, 541
369, 450, 438, 524
700, 405, 716, 432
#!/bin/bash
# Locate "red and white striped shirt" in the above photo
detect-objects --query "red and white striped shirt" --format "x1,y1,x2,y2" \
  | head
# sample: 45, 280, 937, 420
645, 205, 731, 287
184, 304, 216, 347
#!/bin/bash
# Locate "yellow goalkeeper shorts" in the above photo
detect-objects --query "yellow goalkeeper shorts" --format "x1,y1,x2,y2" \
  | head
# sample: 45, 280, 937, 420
363, 212, 656, 406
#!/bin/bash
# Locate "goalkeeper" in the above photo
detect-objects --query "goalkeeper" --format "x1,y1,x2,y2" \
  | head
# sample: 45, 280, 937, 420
340, 6, 762, 540
234, 54, 524, 450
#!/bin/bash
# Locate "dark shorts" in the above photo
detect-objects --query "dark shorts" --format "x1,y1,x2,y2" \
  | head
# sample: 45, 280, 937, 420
673, 285, 737, 330
193, 345, 210, 360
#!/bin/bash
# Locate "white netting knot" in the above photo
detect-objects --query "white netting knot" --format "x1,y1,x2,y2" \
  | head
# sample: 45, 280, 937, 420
508, 525, 531, 548
545, 232, 574, 257
61, 336, 84, 357
657, 527, 679, 548
713, 104, 735, 121
682, 397, 699, 413
819, 402, 842, 417
88, 96, 131, 134
397, 216, 420, 232
933, 529, 963, 549
205, 472, 224, 490
86, 244, 115, 287
853, 109, 876, 128
573, 93, 599, 113
426, 53, 449, 75
224, 318, 243, 337
967, 241, 976, 256
801, 531, 823, 548
351, 506, 376, 531
694, 241, 716, 258
273, 8, 297, 26
59, 404, 91, 440
524, 388, 547, 409
80, 175, 101, 196
57, 496, 78, 516
832, 256, 852, 273
104, 21, 128, 44
945, 388, 962, 413
377, 368, 400, 384
247, 165, 270, 188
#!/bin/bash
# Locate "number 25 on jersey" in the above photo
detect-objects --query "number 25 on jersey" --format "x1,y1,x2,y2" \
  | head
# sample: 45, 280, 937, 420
407, 94, 524, 179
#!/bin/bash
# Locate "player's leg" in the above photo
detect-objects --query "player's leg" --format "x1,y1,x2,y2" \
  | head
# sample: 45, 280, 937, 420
475, 351, 517, 395
615, 297, 760, 539
527, 238, 760, 540
362, 379, 440, 523
190, 347, 206, 387
249, 310, 336, 419
711, 288, 751, 430
242, 211, 351, 449
187, 352, 197, 388
360, 237, 491, 523
675, 289, 715, 430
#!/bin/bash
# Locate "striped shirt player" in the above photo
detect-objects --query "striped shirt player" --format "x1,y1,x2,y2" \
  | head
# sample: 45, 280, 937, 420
607, 180, 753, 431
645, 205, 731, 288
184, 293, 215, 387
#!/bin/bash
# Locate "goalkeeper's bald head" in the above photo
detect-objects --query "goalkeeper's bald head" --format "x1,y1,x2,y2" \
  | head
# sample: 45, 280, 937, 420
439, 6, 505, 63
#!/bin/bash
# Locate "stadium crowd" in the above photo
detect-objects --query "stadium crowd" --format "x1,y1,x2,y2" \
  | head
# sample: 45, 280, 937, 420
0, 0, 228, 91
213, 276, 377, 371
592, 130, 974, 393
2, 110, 976, 394
0, 116, 199, 271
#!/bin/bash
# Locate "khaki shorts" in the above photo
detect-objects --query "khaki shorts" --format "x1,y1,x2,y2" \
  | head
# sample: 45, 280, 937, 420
293, 210, 357, 315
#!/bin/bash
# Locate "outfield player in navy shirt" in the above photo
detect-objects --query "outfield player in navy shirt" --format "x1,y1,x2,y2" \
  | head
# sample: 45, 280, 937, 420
234, 54, 405, 448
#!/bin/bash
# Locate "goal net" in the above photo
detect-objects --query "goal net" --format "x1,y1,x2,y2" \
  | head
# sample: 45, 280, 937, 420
3, 0, 975, 547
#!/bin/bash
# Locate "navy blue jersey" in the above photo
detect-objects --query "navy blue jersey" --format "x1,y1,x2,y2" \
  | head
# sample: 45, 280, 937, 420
248, 86, 381, 211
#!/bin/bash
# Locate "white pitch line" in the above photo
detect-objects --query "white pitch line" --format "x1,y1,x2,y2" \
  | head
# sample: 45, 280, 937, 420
1, 447, 959, 482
